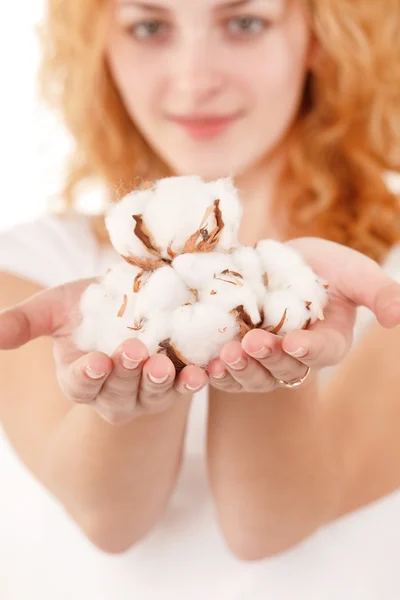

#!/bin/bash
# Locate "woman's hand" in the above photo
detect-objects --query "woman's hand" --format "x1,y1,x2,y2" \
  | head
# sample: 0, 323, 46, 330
0, 278, 207, 424
207, 238, 400, 393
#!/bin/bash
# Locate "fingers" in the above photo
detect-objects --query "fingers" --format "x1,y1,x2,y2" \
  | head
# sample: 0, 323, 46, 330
287, 238, 400, 327
373, 282, 400, 328
207, 357, 242, 392
241, 330, 310, 383
95, 339, 148, 422
138, 353, 178, 412
208, 333, 307, 394
0, 278, 93, 350
281, 298, 354, 368
139, 354, 208, 412
174, 365, 208, 395
61, 350, 113, 405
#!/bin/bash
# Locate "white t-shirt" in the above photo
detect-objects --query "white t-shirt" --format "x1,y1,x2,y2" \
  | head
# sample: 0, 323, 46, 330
0, 213, 400, 600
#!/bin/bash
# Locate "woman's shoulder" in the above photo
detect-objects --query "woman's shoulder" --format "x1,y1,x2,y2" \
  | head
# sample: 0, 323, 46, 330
0, 211, 117, 288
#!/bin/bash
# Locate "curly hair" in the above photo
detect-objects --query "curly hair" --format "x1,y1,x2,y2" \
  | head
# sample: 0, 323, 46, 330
39, 0, 400, 263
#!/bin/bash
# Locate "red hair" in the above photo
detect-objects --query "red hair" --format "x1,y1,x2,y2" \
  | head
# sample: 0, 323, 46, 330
39, 0, 399, 262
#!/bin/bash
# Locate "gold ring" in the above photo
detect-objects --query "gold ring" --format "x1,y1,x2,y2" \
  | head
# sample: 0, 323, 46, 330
277, 366, 311, 389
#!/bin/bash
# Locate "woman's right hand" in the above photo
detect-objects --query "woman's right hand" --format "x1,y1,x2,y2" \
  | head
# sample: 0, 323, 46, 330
0, 278, 208, 424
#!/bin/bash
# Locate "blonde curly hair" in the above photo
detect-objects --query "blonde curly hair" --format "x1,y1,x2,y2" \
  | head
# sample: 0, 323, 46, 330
39, 0, 399, 263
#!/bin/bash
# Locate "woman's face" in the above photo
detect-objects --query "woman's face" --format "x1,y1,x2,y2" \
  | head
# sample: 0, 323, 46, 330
106, 0, 313, 180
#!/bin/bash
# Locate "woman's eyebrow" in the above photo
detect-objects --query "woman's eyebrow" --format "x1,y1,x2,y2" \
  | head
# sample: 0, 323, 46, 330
117, 0, 276, 11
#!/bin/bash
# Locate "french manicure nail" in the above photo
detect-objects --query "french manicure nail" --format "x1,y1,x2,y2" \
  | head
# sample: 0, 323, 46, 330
249, 346, 271, 359
211, 371, 227, 379
226, 356, 247, 370
287, 347, 308, 358
86, 366, 106, 380
121, 352, 143, 370
147, 372, 169, 384
184, 383, 203, 392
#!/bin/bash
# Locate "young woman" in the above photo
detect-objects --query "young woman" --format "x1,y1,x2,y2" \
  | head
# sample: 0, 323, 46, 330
0, 0, 399, 598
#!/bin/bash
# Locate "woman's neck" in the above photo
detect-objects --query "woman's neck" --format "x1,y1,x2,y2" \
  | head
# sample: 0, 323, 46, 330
234, 150, 286, 246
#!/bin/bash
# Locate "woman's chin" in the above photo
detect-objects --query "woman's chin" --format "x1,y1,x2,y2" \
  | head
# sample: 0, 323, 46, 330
167, 158, 242, 181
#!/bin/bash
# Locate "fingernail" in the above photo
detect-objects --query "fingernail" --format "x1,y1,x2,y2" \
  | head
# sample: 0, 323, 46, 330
184, 383, 203, 392
211, 371, 227, 379
147, 372, 169, 384
248, 346, 271, 359
287, 347, 308, 358
121, 352, 143, 370
226, 356, 247, 370
86, 366, 106, 380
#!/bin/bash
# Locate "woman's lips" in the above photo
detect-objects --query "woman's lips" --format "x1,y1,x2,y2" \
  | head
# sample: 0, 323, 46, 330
167, 112, 243, 139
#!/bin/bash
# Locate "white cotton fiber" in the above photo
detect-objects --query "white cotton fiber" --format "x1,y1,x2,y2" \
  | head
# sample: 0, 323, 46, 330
172, 252, 237, 289
199, 270, 262, 327
74, 175, 330, 367
169, 303, 240, 367
102, 259, 143, 294
261, 290, 311, 336
207, 177, 243, 250
143, 175, 241, 259
231, 246, 267, 304
105, 189, 155, 261
133, 265, 195, 318
136, 312, 171, 355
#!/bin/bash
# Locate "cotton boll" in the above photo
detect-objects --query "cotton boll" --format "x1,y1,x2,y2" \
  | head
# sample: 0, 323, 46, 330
168, 303, 240, 367
142, 176, 218, 259
256, 240, 305, 290
172, 252, 237, 289
256, 240, 328, 321
207, 177, 242, 251
200, 271, 262, 327
102, 259, 143, 294
73, 282, 109, 352
136, 312, 172, 356
73, 283, 133, 354
261, 290, 311, 336
231, 246, 267, 305
285, 271, 329, 322
105, 189, 156, 261
133, 265, 195, 317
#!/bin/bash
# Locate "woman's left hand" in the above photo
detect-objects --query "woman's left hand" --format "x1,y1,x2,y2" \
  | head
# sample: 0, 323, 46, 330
207, 238, 400, 393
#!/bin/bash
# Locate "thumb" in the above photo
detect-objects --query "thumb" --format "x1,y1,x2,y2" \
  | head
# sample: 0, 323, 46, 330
0, 278, 92, 350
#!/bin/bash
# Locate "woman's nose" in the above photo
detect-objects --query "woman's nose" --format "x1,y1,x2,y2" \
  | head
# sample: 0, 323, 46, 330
170, 35, 226, 103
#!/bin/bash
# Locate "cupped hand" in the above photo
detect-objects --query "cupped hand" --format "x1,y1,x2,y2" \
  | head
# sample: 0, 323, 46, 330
0, 278, 207, 424
207, 238, 400, 393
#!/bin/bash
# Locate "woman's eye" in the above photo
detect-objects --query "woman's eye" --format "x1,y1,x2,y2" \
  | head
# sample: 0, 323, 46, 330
225, 16, 268, 38
128, 20, 169, 41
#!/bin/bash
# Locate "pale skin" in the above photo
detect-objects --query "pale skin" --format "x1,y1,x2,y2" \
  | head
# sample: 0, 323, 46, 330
1, 0, 400, 559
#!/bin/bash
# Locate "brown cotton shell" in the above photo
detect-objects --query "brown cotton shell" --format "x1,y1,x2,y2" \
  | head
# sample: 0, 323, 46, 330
133, 269, 152, 293
230, 304, 254, 338
214, 269, 244, 287
158, 338, 189, 374
266, 309, 288, 335
188, 288, 200, 302
182, 199, 225, 254
132, 214, 160, 256
117, 294, 128, 318
122, 254, 168, 270
127, 317, 145, 331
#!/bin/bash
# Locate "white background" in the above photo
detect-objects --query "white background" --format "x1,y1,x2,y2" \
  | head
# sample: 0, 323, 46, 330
0, 2, 399, 233
0, 1, 105, 233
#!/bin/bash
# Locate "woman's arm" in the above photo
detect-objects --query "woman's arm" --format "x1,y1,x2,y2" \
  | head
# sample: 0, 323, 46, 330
207, 322, 400, 561
0, 272, 192, 554
207, 376, 343, 561
323, 321, 400, 519
206, 238, 400, 560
